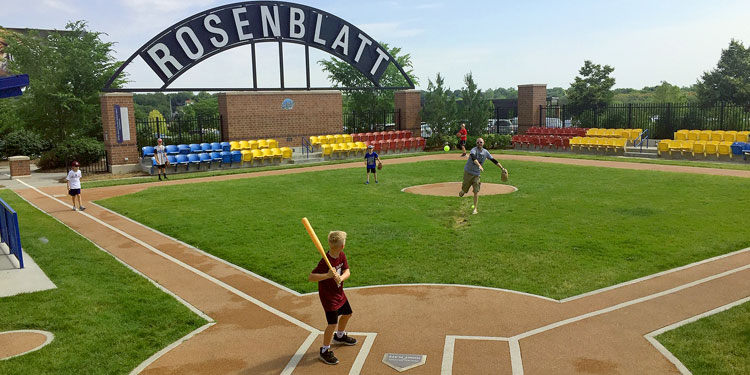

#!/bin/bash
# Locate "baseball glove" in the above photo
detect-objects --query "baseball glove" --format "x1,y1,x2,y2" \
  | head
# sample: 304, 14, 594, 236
377, 163, 383, 170
501, 168, 509, 182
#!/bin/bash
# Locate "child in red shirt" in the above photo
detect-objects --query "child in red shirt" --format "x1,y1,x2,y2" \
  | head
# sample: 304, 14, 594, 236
456, 123, 468, 156
308, 230, 357, 365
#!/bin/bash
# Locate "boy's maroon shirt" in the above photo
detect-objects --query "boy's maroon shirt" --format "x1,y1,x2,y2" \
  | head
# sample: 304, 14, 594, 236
312, 251, 349, 311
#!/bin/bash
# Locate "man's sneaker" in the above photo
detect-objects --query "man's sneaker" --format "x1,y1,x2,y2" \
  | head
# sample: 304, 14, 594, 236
459, 191, 465, 197
71, 208, 77, 211
79, 206, 86, 211
365, 181, 369, 185
319, 348, 339, 365
333, 333, 358, 346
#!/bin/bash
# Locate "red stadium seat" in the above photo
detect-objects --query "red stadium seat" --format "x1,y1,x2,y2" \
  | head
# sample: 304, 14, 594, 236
404, 137, 413, 149
404, 130, 412, 139
416, 137, 425, 148
375, 132, 384, 141
378, 139, 389, 152
387, 131, 396, 140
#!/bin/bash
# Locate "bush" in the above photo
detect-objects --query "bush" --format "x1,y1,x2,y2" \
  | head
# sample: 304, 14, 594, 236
37, 137, 104, 169
0, 129, 50, 158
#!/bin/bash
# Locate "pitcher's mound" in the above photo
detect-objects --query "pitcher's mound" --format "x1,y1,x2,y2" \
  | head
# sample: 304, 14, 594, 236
402, 182, 517, 197
0, 330, 54, 360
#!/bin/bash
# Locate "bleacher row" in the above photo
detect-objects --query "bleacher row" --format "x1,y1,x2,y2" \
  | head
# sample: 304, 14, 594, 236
142, 141, 293, 171
659, 130, 750, 158
309, 131, 426, 158
512, 127, 589, 150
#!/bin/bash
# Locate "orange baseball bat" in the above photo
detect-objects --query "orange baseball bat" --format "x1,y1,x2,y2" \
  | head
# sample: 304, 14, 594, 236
302, 217, 334, 273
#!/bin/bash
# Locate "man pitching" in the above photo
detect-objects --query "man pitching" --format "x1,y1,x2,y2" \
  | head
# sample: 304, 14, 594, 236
459, 138, 507, 214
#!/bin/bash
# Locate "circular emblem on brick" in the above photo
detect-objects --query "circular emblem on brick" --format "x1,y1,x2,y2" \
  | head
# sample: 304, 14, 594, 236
0, 330, 54, 360
401, 182, 517, 196
281, 98, 294, 110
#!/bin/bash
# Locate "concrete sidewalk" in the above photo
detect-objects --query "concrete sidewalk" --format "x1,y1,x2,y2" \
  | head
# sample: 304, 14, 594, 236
0, 163, 67, 190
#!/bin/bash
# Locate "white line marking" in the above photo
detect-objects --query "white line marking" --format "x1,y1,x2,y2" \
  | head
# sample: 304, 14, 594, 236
0, 330, 54, 361
130, 322, 215, 375
513, 264, 750, 340
280, 331, 319, 375
440, 336, 456, 375
16, 179, 318, 333
344, 283, 558, 302
644, 296, 750, 375
350, 332, 377, 375
509, 339, 524, 375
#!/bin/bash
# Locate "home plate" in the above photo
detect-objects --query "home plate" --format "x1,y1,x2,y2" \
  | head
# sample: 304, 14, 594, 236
382, 353, 426, 372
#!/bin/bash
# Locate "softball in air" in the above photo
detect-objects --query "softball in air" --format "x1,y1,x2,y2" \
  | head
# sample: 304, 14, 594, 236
444, 145, 450, 152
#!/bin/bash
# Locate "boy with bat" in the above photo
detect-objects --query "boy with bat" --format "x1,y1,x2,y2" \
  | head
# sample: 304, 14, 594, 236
307, 228, 357, 365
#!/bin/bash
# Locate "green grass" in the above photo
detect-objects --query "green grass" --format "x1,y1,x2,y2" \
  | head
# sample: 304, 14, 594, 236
657, 301, 750, 375
96, 159, 750, 300
0, 190, 205, 374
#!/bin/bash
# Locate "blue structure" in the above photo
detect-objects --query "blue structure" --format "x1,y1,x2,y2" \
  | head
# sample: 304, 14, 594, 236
0, 74, 30, 99
0, 198, 23, 268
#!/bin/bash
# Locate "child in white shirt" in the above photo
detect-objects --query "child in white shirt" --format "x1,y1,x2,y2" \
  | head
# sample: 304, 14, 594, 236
66, 161, 85, 211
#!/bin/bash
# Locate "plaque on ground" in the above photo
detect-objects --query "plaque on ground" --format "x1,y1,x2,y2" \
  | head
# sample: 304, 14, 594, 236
382, 353, 427, 372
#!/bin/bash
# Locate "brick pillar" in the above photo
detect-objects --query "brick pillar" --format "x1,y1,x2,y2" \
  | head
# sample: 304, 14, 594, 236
394, 90, 421, 135
8, 156, 31, 179
100, 93, 140, 174
517, 84, 547, 135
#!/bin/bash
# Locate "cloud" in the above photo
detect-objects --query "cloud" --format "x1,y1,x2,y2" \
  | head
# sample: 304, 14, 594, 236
358, 22, 424, 39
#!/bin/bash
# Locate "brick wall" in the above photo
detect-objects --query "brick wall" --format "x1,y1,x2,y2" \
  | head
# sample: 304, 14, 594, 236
99, 93, 139, 166
8, 156, 30, 178
394, 90, 421, 134
517, 84, 547, 135
218, 91, 342, 148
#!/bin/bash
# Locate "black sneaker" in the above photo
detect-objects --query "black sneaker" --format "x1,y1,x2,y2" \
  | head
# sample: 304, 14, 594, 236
78, 206, 86, 211
459, 191, 465, 197
333, 333, 357, 346
319, 348, 339, 365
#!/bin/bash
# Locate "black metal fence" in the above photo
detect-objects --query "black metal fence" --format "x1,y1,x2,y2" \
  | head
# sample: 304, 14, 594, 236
136, 115, 222, 149
539, 103, 750, 139
343, 110, 400, 133
63, 150, 109, 174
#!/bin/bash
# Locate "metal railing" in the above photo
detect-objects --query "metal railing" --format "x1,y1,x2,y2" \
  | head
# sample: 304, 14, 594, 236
136, 114, 223, 150
301, 136, 311, 159
0, 197, 23, 269
343, 110, 400, 133
634, 129, 649, 151
539, 103, 750, 138
63, 150, 109, 174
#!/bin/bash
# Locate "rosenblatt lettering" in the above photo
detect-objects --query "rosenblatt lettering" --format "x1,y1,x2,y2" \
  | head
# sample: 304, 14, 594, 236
140, 2, 390, 86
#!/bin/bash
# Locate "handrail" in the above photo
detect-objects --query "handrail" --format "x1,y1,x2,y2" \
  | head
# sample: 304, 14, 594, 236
301, 136, 312, 159
635, 128, 650, 152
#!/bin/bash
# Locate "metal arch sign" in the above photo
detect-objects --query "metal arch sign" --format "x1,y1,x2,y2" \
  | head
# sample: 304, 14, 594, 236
103, 1, 415, 92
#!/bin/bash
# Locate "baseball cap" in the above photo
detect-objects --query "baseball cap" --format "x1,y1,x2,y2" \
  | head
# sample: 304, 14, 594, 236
71, 161, 80, 167
367, 144, 374, 149
157, 138, 163, 143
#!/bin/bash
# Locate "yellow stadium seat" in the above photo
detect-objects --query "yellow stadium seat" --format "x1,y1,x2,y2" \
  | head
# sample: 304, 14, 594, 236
586, 128, 598, 137
737, 131, 750, 142
718, 141, 733, 158
346, 142, 359, 155
692, 141, 706, 157
611, 138, 627, 153
310, 136, 320, 146
250, 149, 263, 164
613, 129, 626, 138
229, 141, 241, 151
602, 138, 615, 152
241, 150, 253, 163
325, 135, 336, 145
321, 144, 333, 158
569, 137, 582, 151
355, 141, 367, 152
331, 143, 342, 157
602, 129, 614, 138
244, 140, 256, 149
257, 139, 269, 149
317, 136, 328, 145
704, 141, 719, 157
334, 134, 344, 144
629, 128, 643, 143
280, 147, 293, 159
674, 130, 688, 140
270, 147, 282, 162
668, 140, 683, 156
698, 130, 711, 141
267, 139, 278, 148
239, 140, 250, 150
687, 130, 700, 141
343, 134, 353, 143
723, 131, 737, 142
657, 140, 671, 156
340, 143, 352, 157
710, 130, 724, 142
584, 137, 597, 151
261, 148, 273, 162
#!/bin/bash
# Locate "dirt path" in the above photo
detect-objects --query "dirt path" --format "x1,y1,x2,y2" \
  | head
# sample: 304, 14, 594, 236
11, 154, 750, 374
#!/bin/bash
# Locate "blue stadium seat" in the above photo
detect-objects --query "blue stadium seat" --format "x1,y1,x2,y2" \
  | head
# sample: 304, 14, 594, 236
177, 144, 190, 154
167, 155, 178, 166
166, 145, 179, 155
142, 146, 155, 158
731, 142, 745, 156
220, 151, 232, 164
210, 152, 223, 163
744, 143, 750, 161
187, 154, 201, 170
211, 142, 222, 152
201, 143, 212, 153
199, 153, 213, 168
174, 154, 189, 170
220, 142, 231, 152
231, 150, 242, 165
189, 144, 202, 153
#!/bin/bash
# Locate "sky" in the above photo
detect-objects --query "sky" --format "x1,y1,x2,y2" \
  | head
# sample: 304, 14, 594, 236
3, 0, 750, 92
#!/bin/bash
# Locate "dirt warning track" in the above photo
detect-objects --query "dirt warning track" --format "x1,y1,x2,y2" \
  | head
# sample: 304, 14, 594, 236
10, 154, 750, 374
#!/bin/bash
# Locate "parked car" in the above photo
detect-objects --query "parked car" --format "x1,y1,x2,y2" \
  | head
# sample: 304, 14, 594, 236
486, 119, 517, 134
421, 123, 433, 138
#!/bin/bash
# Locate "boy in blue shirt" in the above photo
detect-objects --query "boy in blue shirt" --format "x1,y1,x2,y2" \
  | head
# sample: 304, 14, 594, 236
364, 145, 382, 184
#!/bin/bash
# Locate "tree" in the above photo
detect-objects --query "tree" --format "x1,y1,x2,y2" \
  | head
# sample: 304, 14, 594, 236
458, 73, 492, 136
2, 21, 126, 142
567, 60, 616, 110
319, 43, 417, 113
696, 39, 750, 106
651, 81, 686, 103
421, 73, 456, 138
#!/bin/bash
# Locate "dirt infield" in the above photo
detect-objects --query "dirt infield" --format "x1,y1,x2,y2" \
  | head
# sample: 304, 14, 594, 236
7, 154, 750, 374
402, 182, 517, 196
0, 331, 53, 361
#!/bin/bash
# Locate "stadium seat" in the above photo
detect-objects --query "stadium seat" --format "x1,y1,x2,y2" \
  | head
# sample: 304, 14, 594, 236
189, 144, 202, 153
231, 150, 242, 165
321, 144, 333, 158
219, 151, 231, 165
241, 150, 253, 164
692, 141, 706, 157
239, 140, 250, 150
211, 142, 222, 152
325, 135, 336, 145
261, 148, 274, 162
257, 139, 269, 149
267, 139, 278, 148
674, 130, 688, 140
403, 138, 412, 150
199, 153, 212, 168
334, 134, 344, 144
280, 147, 293, 159
178, 144, 190, 154
248, 140, 259, 149
710, 130, 725, 142
723, 131, 737, 142
166, 145, 179, 155
586, 128, 598, 137
251, 149, 264, 165
704, 141, 719, 157
270, 148, 283, 162
187, 153, 201, 169
698, 130, 711, 141
142, 146, 155, 158
310, 136, 321, 146
737, 131, 750, 142
375, 132, 384, 141
200, 143, 212, 153
569, 137, 582, 151
365, 133, 375, 142
230, 141, 241, 151
416, 137, 425, 148
342, 134, 353, 143
730, 142, 746, 156
718, 141, 733, 158
404, 130, 413, 139
657, 140, 671, 156
175, 154, 189, 170
167, 155, 178, 170
687, 130, 700, 141
220, 142, 231, 152
602, 129, 615, 138
744, 143, 750, 160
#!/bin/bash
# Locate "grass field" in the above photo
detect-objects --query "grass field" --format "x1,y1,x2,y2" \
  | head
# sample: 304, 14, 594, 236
0, 190, 205, 374
96, 159, 750, 299
658, 301, 750, 375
